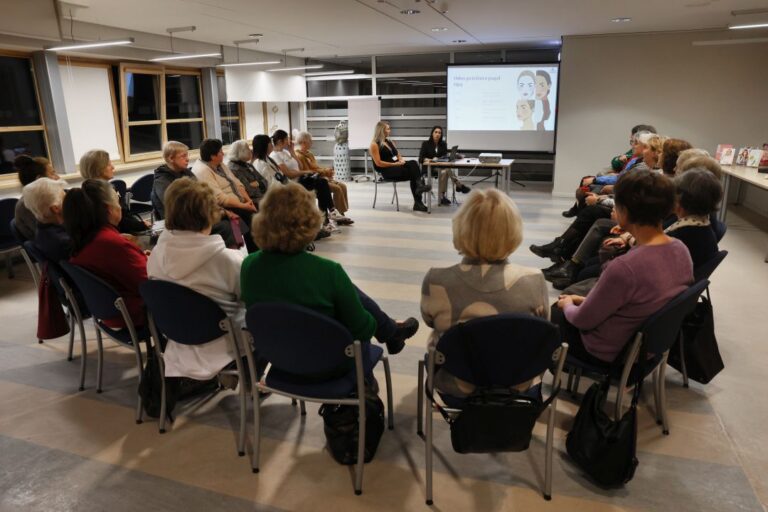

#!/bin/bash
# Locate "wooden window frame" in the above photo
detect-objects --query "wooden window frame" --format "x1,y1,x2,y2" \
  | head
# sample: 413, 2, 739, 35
216, 71, 245, 144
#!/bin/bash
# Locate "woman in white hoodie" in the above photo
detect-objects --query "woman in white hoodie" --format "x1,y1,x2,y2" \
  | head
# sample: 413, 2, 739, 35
147, 178, 246, 380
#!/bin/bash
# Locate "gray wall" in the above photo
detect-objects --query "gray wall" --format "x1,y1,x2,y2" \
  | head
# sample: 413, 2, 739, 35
553, 30, 768, 205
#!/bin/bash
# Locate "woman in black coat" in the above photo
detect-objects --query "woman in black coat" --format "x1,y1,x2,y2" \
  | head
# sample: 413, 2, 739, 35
418, 125, 469, 206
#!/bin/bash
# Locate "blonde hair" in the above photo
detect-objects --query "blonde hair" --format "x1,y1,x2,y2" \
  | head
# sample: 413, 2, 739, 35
676, 148, 711, 173
163, 141, 189, 166
164, 178, 218, 232
452, 189, 523, 261
295, 131, 313, 145
251, 182, 323, 253
22, 177, 66, 223
79, 149, 111, 179
677, 155, 723, 179
372, 121, 389, 146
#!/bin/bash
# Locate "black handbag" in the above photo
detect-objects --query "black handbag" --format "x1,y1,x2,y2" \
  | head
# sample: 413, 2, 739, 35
566, 378, 640, 488
667, 297, 724, 384
432, 386, 555, 454
319, 386, 385, 465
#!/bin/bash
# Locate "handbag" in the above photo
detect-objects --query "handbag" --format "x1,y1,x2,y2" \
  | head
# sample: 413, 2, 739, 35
667, 297, 724, 384
566, 378, 640, 488
37, 263, 70, 340
319, 384, 385, 465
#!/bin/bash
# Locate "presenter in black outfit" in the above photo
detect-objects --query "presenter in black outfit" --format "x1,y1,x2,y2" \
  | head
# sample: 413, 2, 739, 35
370, 121, 430, 212
418, 125, 470, 206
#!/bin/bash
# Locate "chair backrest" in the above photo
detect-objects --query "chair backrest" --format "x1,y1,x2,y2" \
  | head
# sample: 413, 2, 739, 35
0, 198, 19, 238
694, 249, 727, 283
436, 313, 561, 388
140, 280, 228, 346
711, 218, 727, 242
110, 180, 129, 209
9, 218, 27, 244
129, 174, 155, 203
245, 302, 354, 376
23, 241, 79, 310
639, 279, 709, 356
60, 261, 121, 320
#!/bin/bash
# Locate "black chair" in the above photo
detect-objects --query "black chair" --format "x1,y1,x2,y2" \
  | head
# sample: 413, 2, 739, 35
416, 314, 568, 503
60, 261, 148, 422
140, 280, 248, 441
127, 174, 155, 221
23, 242, 89, 386
10, 219, 41, 290
566, 280, 709, 435
711, 218, 727, 243
110, 179, 128, 208
0, 198, 20, 278
244, 302, 394, 495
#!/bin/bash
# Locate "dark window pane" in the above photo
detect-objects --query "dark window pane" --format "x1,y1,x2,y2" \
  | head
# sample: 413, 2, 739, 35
126, 73, 160, 121
307, 79, 372, 98
382, 97, 446, 109
167, 122, 204, 150
166, 75, 202, 119
128, 124, 162, 154
220, 102, 239, 118
0, 57, 42, 126
307, 100, 347, 110
376, 54, 449, 73
454, 51, 503, 64
221, 120, 241, 146
309, 56, 371, 74
0, 131, 47, 175
377, 76, 446, 95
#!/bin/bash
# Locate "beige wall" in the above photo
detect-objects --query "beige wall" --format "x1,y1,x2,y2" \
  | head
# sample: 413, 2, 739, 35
553, 30, 768, 200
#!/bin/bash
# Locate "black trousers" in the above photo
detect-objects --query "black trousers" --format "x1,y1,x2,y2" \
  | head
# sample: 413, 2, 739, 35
550, 305, 611, 368
379, 161, 422, 200
225, 207, 258, 253
560, 205, 613, 259
299, 174, 334, 212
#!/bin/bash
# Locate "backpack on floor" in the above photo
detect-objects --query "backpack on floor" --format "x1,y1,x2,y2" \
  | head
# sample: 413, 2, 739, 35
319, 387, 385, 465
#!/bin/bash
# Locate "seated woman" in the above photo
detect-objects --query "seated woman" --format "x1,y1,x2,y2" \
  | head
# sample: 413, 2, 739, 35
421, 189, 549, 400
666, 168, 722, 269
227, 139, 268, 207
22, 177, 70, 262
294, 130, 353, 224
370, 121, 430, 212
14, 155, 60, 241
418, 125, 469, 206
552, 170, 693, 365
63, 179, 148, 329
241, 182, 419, 355
659, 138, 693, 176
147, 178, 246, 380
251, 134, 286, 187
79, 149, 148, 234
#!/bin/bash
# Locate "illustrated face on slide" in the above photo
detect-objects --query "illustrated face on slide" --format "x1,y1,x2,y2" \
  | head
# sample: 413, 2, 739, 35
535, 75, 550, 100
516, 100, 533, 120
517, 73, 535, 99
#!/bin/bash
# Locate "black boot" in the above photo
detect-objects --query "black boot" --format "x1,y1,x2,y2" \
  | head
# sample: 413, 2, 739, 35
415, 183, 432, 195
547, 259, 581, 282
385, 317, 419, 355
456, 183, 471, 194
562, 203, 579, 218
413, 200, 428, 212
542, 260, 567, 281
530, 238, 564, 261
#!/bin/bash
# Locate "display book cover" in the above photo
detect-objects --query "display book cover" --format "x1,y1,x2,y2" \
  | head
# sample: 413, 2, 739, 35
714, 144, 733, 161
718, 146, 736, 165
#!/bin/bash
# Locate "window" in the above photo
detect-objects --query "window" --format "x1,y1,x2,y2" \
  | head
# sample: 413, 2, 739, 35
120, 65, 206, 161
217, 75, 243, 146
0, 55, 48, 175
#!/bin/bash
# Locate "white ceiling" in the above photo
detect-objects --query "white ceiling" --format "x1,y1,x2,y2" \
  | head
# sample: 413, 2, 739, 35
68, 0, 768, 57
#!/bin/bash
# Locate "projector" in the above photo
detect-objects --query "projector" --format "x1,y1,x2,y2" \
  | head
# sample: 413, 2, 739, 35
479, 153, 502, 163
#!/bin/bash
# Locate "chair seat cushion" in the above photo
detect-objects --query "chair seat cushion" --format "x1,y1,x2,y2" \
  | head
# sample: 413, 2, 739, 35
97, 320, 150, 346
265, 344, 383, 399
566, 353, 663, 386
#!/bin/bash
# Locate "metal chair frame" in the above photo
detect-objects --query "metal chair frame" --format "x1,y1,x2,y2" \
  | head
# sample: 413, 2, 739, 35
417, 341, 568, 504
9, 220, 39, 287
372, 170, 401, 211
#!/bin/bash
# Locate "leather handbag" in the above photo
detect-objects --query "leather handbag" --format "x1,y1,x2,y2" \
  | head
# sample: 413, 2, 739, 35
667, 296, 724, 384
37, 263, 70, 340
566, 379, 640, 488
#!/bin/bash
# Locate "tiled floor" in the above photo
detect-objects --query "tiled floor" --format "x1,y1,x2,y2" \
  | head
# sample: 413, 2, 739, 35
1, 181, 766, 512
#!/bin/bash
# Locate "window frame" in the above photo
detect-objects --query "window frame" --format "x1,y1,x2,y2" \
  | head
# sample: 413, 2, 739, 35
0, 50, 51, 185
119, 63, 207, 162
216, 71, 245, 146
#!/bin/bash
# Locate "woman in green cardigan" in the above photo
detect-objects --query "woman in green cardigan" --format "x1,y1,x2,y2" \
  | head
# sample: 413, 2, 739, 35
241, 182, 418, 353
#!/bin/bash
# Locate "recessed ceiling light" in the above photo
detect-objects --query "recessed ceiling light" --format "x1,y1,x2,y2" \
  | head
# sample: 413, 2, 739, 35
150, 52, 221, 62
217, 60, 281, 68
611, 17, 632, 23
401, 9, 420, 14
452, 39, 467, 43
46, 38, 134, 51
729, 22, 768, 30
431, 27, 448, 32
248, 33, 263, 37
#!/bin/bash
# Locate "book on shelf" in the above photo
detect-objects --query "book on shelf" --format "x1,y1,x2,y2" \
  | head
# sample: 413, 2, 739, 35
736, 147, 751, 166
719, 146, 736, 165
714, 144, 733, 161
761, 144, 768, 167
746, 149, 764, 168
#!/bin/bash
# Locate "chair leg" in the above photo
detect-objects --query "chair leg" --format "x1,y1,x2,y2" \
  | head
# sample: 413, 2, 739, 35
237, 381, 247, 455
566, 367, 574, 394
393, 183, 399, 212
252, 384, 261, 473
381, 356, 394, 430
299, 400, 307, 416
614, 384, 625, 422
572, 368, 582, 398
653, 368, 662, 425
130, 334, 144, 425
679, 332, 689, 388
658, 362, 670, 435
417, 360, 424, 436
425, 382, 434, 506
76, 315, 87, 391
354, 397, 366, 495
159, 373, 167, 434
67, 312, 75, 361
372, 178, 378, 209
95, 328, 104, 394
544, 401, 556, 500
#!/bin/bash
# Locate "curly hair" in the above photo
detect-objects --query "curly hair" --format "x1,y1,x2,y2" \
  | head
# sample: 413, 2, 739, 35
614, 170, 675, 226
250, 182, 322, 253
661, 138, 693, 175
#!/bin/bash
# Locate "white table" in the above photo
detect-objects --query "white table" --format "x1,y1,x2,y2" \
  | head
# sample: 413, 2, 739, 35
718, 165, 768, 261
424, 158, 515, 213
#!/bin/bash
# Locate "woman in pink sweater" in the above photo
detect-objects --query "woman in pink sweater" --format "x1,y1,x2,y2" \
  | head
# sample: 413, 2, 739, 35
552, 170, 693, 365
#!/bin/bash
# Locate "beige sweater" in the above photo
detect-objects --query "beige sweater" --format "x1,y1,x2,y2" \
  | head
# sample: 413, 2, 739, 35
191, 159, 243, 206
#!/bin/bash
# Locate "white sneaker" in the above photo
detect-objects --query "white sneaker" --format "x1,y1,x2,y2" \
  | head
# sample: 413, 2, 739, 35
329, 208, 344, 220
324, 220, 340, 233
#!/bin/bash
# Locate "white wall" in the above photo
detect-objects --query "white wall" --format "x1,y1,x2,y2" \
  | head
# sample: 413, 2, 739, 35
553, 30, 768, 198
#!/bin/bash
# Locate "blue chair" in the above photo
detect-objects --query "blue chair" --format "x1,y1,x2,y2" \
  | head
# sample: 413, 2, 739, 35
244, 302, 394, 495
60, 261, 148, 422
110, 179, 128, 209
416, 314, 568, 503
711, 218, 727, 242
10, 219, 41, 290
0, 198, 21, 278
566, 280, 709, 435
140, 279, 247, 444
127, 174, 155, 221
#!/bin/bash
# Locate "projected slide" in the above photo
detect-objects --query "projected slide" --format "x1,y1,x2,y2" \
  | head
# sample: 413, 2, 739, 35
447, 64, 559, 152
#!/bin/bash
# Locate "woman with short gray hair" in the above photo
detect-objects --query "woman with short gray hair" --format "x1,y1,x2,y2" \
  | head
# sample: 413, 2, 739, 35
227, 139, 268, 205
23, 177, 71, 262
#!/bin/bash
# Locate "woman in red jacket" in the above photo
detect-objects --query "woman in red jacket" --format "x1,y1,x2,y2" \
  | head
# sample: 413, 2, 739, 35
62, 179, 148, 329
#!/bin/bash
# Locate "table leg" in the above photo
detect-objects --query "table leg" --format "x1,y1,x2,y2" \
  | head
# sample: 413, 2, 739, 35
718, 174, 731, 223
427, 163, 433, 214
505, 165, 510, 194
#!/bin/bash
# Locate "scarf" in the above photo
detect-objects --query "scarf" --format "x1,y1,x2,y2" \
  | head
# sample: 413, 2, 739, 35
664, 215, 710, 233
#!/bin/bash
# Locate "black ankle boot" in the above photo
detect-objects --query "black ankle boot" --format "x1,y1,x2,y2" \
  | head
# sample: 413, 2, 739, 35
547, 259, 581, 281
530, 238, 563, 260
542, 260, 566, 281
562, 203, 579, 218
